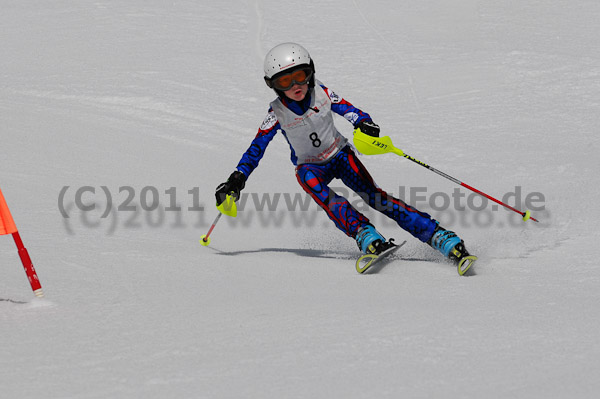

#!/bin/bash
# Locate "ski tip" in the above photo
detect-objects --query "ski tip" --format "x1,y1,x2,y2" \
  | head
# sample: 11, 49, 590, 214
355, 241, 405, 274
458, 255, 477, 276
356, 254, 378, 274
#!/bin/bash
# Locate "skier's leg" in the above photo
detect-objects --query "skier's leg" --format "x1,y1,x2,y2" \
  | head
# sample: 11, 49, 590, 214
295, 163, 370, 238
336, 147, 475, 269
336, 147, 437, 242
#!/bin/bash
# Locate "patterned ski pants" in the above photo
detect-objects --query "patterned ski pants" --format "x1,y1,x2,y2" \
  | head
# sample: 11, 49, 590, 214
295, 146, 437, 242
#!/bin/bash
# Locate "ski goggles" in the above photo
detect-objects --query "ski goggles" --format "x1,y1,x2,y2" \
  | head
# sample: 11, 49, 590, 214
270, 67, 313, 91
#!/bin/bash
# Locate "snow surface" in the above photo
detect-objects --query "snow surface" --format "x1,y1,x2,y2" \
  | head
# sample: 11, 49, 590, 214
2, 1, 599, 398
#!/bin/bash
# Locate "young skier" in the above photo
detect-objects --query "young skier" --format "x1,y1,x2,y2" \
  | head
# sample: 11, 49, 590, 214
215, 42, 475, 271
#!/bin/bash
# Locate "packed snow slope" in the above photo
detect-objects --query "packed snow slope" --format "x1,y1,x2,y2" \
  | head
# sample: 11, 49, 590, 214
2, 1, 599, 398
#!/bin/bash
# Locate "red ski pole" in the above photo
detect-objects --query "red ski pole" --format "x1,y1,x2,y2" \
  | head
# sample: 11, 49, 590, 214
354, 130, 539, 222
404, 155, 538, 222
200, 212, 222, 246
200, 193, 238, 246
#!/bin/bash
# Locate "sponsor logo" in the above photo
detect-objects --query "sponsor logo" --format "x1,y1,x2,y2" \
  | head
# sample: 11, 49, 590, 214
345, 112, 359, 124
302, 136, 345, 164
329, 91, 341, 103
280, 63, 296, 70
260, 112, 277, 130
284, 118, 307, 129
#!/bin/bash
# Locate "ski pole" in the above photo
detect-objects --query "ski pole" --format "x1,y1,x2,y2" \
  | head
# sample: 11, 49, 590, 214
354, 130, 539, 222
200, 212, 222, 246
200, 193, 238, 246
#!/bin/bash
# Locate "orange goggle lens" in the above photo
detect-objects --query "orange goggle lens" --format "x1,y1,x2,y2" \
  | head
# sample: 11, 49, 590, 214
272, 68, 312, 91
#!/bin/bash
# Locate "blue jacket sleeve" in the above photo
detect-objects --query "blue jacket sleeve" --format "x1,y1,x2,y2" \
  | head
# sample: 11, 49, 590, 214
236, 108, 280, 178
320, 84, 372, 126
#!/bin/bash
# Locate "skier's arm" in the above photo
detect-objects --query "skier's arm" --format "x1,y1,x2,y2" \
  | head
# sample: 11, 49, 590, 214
215, 109, 279, 206
320, 84, 375, 128
236, 108, 280, 177
322, 84, 380, 137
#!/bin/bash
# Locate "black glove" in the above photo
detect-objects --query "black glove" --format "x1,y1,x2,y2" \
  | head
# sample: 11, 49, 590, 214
356, 120, 380, 137
215, 171, 246, 206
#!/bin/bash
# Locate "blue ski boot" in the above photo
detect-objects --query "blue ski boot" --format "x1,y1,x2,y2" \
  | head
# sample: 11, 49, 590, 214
355, 224, 400, 274
429, 225, 477, 275
356, 224, 391, 255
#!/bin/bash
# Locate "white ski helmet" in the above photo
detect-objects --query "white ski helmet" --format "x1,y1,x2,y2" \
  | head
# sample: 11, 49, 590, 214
263, 42, 315, 89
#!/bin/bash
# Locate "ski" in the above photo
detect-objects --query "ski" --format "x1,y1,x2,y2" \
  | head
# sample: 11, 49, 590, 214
356, 240, 407, 274
456, 255, 477, 276
448, 243, 478, 276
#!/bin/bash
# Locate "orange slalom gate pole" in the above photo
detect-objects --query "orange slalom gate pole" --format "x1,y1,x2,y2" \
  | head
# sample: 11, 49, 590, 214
0, 187, 44, 297
12, 231, 44, 297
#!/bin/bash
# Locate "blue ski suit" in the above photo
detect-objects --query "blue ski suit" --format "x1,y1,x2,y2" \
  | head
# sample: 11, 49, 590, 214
236, 82, 437, 242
